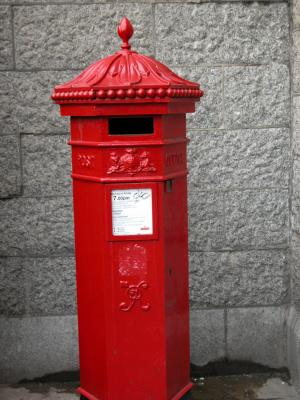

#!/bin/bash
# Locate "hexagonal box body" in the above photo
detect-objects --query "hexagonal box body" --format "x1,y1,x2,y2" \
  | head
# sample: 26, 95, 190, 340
52, 18, 202, 400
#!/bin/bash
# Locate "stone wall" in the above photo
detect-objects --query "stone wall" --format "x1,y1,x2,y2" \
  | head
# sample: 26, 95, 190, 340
0, 0, 292, 384
288, 0, 300, 391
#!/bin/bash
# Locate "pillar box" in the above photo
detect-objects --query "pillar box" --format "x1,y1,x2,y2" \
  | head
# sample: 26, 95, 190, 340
52, 17, 203, 400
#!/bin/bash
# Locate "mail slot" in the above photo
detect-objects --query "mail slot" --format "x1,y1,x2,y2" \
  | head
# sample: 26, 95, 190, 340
108, 116, 154, 135
52, 17, 203, 400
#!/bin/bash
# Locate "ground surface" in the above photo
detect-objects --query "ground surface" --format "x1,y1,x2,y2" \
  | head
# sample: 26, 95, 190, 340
0, 374, 299, 400
192, 374, 299, 399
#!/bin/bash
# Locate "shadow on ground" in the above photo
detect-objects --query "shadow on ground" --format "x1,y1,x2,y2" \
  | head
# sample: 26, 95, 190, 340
0, 361, 299, 400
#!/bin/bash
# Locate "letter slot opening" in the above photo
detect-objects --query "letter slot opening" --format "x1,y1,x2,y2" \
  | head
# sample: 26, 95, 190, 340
108, 117, 154, 135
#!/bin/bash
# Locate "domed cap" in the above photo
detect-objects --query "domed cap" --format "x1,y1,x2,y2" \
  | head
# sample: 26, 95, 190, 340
52, 17, 203, 103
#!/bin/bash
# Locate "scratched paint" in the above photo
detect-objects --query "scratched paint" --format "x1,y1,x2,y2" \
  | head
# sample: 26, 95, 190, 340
118, 243, 147, 278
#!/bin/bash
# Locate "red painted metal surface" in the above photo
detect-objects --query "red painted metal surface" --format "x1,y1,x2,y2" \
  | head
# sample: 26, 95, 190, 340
52, 17, 203, 104
52, 17, 202, 400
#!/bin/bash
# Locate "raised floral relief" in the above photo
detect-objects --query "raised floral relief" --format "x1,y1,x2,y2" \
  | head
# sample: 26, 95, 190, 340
107, 148, 156, 176
77, 154, 95, 168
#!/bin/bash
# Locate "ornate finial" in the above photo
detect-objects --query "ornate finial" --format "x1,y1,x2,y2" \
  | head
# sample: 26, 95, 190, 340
118, 17, 134, 50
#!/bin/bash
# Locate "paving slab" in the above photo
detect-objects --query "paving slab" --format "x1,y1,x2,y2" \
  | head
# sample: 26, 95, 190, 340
191, 374, 299, 400
256, 377, 299, 399
0, 383, 78, 399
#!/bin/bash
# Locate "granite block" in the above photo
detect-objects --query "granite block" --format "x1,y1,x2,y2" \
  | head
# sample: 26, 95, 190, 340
0, 315, 78, 383
27, 257, 76, 316
155, 3, 289, 65
14, 4, 154, 70
227, 306, 288, 368
22, 135, 71, 196
190, 309, 225, 366
224, 189, 289, 250
0, 257, 26, 316
189, 250, 289, 307
188, 128, 290, 191
0, 135, 21, 198
0, 197, 74, 256
224, 65, 290, 129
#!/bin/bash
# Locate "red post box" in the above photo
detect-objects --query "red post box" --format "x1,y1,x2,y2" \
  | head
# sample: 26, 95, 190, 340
52, 17, 202, 400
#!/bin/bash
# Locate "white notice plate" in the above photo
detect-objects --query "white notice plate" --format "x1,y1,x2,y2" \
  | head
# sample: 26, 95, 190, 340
111, 188, 153, 236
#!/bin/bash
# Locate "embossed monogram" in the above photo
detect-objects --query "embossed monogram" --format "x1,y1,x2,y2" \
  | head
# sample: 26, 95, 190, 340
77, 154, 95, 168
119, 281, 150, 312
107, 148, 156, 176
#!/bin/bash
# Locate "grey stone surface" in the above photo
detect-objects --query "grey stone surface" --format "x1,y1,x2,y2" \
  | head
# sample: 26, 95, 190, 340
188, 190, 225, 251
0, 386, 78, 400
293, 0, 300, 32
189, 189, 289, 251
0, 315, 78, 383
0, 135, 21, 198
173, 67, 222, 129
292, 22, 300, 383
189, 252, 230, 308
0, 72, 18, 135
190, 309, 225, 366
227, 306, 288, 368
0, 7, 13, 70
2, 0, 107, 3
3, 0, 108, 2
22, 135, 71, 196
293, 157, 300, 199
231, 251, 289, 305
293, 96, 300, 155
28, 257, 76, 316
0, 0, 292, 3
292, 87, 300, 259
155, 3, 289, 65
0, 258, 26, 316
287, 307, 300, 392
256, 378, 300, 399
188, 128, 290, 192
291, 231, 300, 253
291, 246, 300, 310
292, 19, 300, 393
293, 32, 300, 94
224, 65, 290, 129
292, 162, 300, 235
15, 71, 74, 134
224, 189, 289, 250
0, 197, 74, 256
189, 250, 289, 308
291, 231, 300, 254
0, 0, 294, 383
0, 71, 74, 134
291, 205, 300, 239
14, 4, 154, 70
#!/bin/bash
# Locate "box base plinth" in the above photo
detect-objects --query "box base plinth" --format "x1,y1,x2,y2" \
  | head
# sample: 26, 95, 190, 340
172, 382, 194, 400
77, 382, 193, 400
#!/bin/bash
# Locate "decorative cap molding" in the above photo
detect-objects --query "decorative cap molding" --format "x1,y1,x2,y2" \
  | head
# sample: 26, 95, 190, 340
118, 17, 134, 50
52, 18, 203, 103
